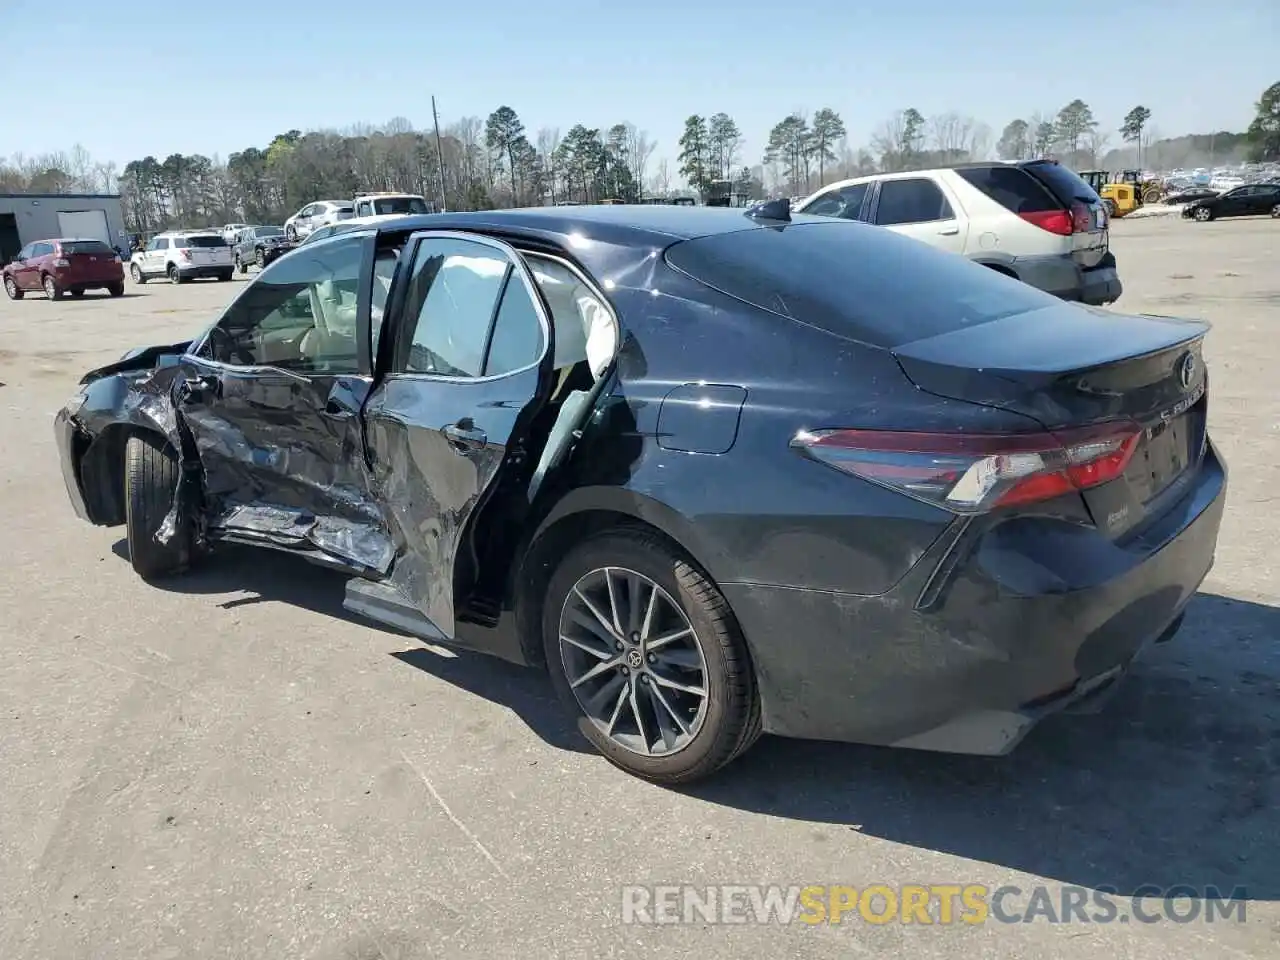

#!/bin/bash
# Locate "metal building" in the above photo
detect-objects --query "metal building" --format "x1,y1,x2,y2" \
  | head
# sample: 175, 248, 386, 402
0, 193, 128, 262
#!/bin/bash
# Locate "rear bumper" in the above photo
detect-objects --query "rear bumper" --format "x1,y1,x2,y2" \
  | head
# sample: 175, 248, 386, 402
54, 269, 123, 287
177, 264, 232, 278
721, 443, 1226, 754
1014, 252, 1123, 305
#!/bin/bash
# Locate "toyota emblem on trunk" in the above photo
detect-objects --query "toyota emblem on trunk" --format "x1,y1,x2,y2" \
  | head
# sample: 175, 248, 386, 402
1178, 353, 1196, 390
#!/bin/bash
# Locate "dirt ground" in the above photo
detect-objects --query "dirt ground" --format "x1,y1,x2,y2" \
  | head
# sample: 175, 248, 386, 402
1, 217, 1277, 959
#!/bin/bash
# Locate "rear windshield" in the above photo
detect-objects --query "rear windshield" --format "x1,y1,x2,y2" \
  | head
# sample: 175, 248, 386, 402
180, 235, 228, 248
372, 197, 429, 215
1021, 162, 1100, 204
60, 240, 115, 255
956, 166, 1059, 214
664, 221, 1058, 349
255, 226, 284, 237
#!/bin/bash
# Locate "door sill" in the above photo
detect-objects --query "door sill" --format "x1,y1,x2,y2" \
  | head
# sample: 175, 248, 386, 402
344, 578, 449, 643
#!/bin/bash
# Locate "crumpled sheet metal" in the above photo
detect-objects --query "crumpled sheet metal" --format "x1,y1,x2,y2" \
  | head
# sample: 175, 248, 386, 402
214, 503, 396, 573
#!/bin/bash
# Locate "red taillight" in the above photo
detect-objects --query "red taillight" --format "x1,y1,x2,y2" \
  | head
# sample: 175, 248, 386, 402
1018, 209, 1073, 235
1069, 200, 1092, 233
179, 248, 192, 261
792, 423, 1142, 514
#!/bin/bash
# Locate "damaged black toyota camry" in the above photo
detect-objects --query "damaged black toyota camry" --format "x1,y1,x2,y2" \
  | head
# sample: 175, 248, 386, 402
53, 203, 1226, 784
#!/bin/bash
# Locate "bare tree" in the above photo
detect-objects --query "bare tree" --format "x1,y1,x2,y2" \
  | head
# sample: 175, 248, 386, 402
1084, 128, 1112, 167
623, 124, 657, 198
651, 158, 672, 197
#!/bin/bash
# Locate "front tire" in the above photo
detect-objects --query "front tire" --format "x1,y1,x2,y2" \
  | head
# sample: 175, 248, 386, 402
1271, 204, 1280, 219
542, 528, 760, 784
124, 432, 189, 580
1193, 206, 1213, 222
255, 247, 266, 270
3, 276, 22, 300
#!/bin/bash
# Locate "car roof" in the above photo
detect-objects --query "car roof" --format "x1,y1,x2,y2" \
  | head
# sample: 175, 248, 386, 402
354, 204, 824, 246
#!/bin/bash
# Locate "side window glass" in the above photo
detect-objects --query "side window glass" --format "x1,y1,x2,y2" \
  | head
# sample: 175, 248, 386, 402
370, 251, 400, 358
802, 190, 847, 217
35, 242, 54, 257
483, 275, 545, 376
399, 238, 511, 378
875, 178, 954, 226
16, 245, 31, 259
838, 183, 871, 219
207, 234, 365, 373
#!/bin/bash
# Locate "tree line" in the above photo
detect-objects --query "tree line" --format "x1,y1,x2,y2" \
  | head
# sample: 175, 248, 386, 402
2, 81, 1275, 236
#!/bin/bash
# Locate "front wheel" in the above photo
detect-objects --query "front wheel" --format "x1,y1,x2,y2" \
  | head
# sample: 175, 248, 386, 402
1193, 206, 1213, 222
1271, 204, 1280, 219
124, 432, 191, 580
255, 248, 266, 269
542, 528, 760, 784
285, 225, 297, 241
3, 276, 22, 300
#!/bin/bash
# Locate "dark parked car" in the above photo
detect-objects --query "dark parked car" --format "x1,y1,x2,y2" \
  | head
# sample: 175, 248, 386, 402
4, 238, 124, 300
1182, 183, 1280, 221
232, 225, 294, 272
52, 206, 1226, 783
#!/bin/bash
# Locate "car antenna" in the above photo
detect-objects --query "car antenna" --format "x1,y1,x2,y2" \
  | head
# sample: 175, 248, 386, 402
745, 197, 791, 222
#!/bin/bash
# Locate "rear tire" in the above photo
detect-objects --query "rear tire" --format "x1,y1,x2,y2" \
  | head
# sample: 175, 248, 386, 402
43, 275, 62, 300
168, 264, 183, 284
124, 432, 189, 580
107, 282, 124, 297
255, 248, 266, 270
1271, 204, 1280, 219
130, 262, 146, 284
3, 276, 21, 300
542, 527, 760, 784
235, 254, 247, 274
217, 270, 233, 282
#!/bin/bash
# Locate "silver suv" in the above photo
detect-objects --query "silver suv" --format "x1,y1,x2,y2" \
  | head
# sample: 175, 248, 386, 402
283, 201, 354, 241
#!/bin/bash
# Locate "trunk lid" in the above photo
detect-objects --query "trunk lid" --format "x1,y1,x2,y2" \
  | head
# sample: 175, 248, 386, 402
893, 305, 1210, 536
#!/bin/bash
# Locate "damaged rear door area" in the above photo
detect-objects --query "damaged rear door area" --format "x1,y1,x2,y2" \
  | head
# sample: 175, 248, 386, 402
175, 231, 396, 573
351, 231, 555, 640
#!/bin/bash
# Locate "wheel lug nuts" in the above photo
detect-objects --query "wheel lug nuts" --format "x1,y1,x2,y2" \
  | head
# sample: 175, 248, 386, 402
621, 666, 629, 676
647, 654, 656, 663
640, 675, 649, 684
615, 641, 624, 651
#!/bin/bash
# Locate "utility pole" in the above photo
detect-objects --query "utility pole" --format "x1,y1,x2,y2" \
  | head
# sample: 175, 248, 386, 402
432, 96, 448, 213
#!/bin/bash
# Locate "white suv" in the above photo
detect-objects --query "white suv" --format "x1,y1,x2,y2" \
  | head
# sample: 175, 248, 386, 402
795, 160, 1121, 305
283, 201, 355, 241
129, 231, 234, 284
352, 193, 432, 217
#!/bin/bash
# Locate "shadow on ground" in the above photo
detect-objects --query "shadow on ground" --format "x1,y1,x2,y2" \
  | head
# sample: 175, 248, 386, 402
116, 538, 1278, 897
690, 592, 1280, 900
112, 539, 589, 754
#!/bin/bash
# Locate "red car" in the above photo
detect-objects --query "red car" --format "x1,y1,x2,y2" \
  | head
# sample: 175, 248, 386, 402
3, 238, 125, 301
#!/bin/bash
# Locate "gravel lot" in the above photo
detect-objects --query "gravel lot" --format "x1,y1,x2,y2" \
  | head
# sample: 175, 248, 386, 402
1, 217, 1277, 959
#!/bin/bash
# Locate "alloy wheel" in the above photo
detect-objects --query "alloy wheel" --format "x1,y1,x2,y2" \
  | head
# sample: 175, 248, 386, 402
44, 277, 56, 298
558, 566, 708, 756
3, 277, 16, 299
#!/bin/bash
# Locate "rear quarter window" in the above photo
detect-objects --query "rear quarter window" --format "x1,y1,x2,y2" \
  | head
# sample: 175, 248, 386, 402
664, 221, 1058, 349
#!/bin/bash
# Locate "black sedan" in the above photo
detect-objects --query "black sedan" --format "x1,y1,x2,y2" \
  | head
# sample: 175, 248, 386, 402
52, 205, 1226, 783
231, 225, 294, 272
1182, 182, 1280, 221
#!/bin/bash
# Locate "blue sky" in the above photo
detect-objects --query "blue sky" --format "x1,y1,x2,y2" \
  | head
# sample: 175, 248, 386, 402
4, 0, 1275, 180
